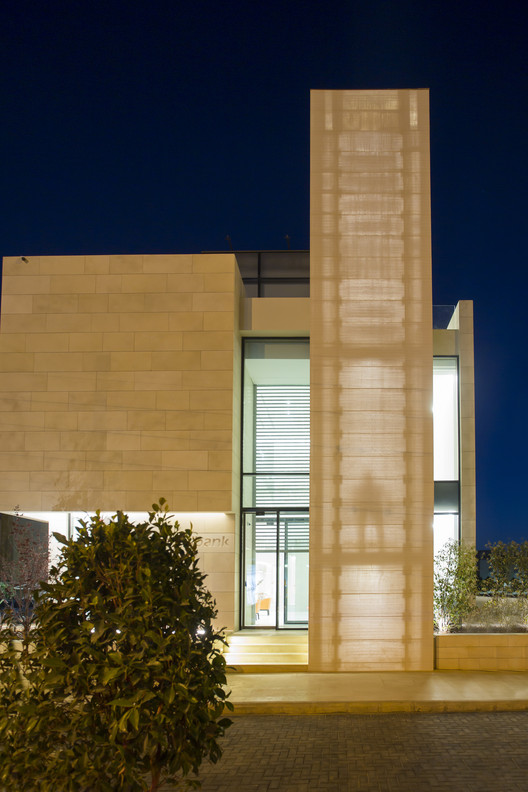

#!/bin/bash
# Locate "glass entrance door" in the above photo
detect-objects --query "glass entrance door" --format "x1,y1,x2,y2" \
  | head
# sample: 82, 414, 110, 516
281, 512, 309, 625
242, 510, 308, 628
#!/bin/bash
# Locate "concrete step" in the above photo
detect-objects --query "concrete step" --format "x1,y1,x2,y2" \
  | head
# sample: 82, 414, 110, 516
227, 641, 306, 651
227, 630, 307, 645
226, 652, 307, 663
224, 630, 308, 670
227, 663, 308, 674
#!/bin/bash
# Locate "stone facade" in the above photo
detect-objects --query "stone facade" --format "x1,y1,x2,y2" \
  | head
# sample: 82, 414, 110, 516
0, 253, 242, 514
435, 634, 528, 671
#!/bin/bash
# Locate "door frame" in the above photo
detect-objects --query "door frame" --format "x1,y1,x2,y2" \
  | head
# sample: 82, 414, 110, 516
240, 508, 309, 630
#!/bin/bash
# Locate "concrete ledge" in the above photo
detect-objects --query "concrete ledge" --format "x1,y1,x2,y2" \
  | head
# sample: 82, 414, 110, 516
436, 633, 528, 670
228, 664, 308, 674
229, 699, 528, 716
224, 669, 528, 716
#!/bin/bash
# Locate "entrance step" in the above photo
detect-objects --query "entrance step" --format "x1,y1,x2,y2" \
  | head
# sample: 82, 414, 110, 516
224, 629, 308, 672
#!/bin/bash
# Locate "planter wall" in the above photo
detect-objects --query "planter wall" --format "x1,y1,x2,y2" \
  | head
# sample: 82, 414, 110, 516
435, 633, 528, 670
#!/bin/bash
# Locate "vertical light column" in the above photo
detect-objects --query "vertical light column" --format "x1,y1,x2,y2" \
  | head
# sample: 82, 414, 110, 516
309, 89, 434, 671
453, 301, 476, 545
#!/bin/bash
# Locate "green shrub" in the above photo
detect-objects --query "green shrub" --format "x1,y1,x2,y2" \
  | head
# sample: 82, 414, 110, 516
434, 540, 477, 633
474, 594, 528, 632
480, 540, 528, 631
0, 500, 232, 792
486, 539, 528, 598
514, 541, 528, 595
486, 540, 517, 596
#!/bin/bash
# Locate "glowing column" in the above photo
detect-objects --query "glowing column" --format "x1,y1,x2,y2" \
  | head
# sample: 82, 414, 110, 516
309, 89, 434, 671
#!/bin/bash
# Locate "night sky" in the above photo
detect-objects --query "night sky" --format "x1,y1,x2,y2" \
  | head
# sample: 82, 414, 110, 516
1, 0, 527, 549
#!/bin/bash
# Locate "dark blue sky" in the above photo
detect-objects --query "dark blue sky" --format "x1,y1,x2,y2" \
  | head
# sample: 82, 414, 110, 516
1, 0, 527, 548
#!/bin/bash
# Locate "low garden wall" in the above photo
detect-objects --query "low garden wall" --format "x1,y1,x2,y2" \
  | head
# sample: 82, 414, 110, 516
435, 633, 528, 671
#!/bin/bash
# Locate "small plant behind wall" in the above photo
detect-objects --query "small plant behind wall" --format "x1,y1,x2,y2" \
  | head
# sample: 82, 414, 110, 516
483, 540, 528, 629
0, 499, 232, 792
486, 540, 517, 596
434, 539, 477, 633
0, 507, 49, 641
514, 541, 528, 599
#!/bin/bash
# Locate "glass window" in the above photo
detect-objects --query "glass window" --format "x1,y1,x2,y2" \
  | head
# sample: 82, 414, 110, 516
242, 339, 310, 629
434, 481, 460, 513
242, 339, 309, 508
433, 513, 459, 557
433, 357, 459, 481
259, 251, 309, 279
235, 252, 258, 279
242, 510, 309, 628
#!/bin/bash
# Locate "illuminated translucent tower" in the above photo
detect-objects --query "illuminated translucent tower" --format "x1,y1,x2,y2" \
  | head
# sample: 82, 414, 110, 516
309, 89, 434, 671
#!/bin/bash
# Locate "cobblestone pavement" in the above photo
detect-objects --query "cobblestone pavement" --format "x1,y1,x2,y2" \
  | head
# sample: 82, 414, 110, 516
187, 712, 528, 791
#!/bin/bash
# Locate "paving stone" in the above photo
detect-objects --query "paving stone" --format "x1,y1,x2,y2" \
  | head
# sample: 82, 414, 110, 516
166, 711, 528, 791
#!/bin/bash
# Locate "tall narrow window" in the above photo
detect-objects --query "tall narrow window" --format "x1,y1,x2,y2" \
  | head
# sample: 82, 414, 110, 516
433, 357, 459, 480
433, 357, 459, 553
242, 340, 310, 509
241, 339, 309, 628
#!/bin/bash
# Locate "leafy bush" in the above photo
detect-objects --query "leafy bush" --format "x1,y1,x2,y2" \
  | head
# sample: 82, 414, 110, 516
474, 540, 528, 631
434, 540, 477, 633
486, 540, 517, 596
472, 595, 528, 632
514, 541, 528, 595
0, 500, 232, 792
486, 540, 528, 598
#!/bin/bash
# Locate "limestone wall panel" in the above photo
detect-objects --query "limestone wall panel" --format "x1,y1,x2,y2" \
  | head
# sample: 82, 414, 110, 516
0, 254, 240, 514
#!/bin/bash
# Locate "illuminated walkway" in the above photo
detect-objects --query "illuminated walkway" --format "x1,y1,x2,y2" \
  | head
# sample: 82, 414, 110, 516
226, 670, 528, 714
